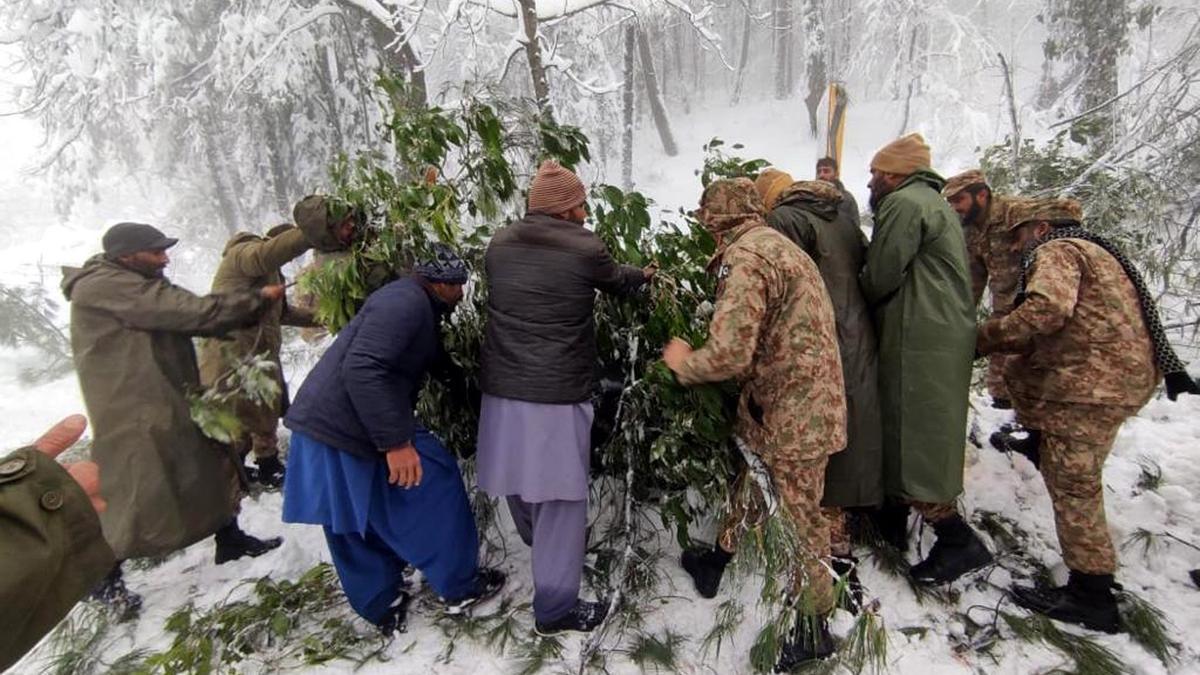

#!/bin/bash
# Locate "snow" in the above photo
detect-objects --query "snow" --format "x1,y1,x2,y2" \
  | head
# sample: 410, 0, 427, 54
3, 43, 1200, 675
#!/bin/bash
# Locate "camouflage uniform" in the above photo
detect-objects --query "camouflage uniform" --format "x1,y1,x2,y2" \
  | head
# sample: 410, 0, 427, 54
674, 178, 847, 614
977, 199, 1158, 575
944, 170, 1026, 400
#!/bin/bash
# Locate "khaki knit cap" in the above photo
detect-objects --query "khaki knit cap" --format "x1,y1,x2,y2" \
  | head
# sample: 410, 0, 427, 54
1006, 197, 1084, 231
870, 133, 932, 176
527, 160, 587, 215
754, 168, 794, 211
942, 169, 988, 199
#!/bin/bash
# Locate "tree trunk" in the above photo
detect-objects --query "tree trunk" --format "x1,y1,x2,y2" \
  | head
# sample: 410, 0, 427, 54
201, 114, 241, 236
518, 0, 554, 120
636, 26, 678, 157
997, 51, 1021, 175
774, 0, 795, 100
315, 44, 347, 157
802, 0, 826, 135
263, 104, 292, 217
622, 25, 635, 190
730, 4, 754, 105
897, 25, 921, 135
338, 0, 427, 109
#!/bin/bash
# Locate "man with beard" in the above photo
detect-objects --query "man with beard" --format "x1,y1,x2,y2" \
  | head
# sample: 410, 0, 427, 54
859, 134, 993, 585
978, 198, 1198, 631
62, 223, 284, 617
943, 170, 1026, 410
816, 156, 861, 229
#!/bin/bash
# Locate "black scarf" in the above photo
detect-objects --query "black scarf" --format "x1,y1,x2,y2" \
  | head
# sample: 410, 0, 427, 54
1016, 227, 1199, 400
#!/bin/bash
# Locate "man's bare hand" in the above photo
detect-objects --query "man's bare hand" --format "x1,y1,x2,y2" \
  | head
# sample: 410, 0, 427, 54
662, 338, 693, 373
33, 415, 105, 513
643, 264, 659, 281
260, 284, 285, 301
385, 443, 422, 488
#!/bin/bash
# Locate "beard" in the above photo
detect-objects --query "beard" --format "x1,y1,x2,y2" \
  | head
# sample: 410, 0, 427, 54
962, 201, 985, 227
868, 184, 892, 213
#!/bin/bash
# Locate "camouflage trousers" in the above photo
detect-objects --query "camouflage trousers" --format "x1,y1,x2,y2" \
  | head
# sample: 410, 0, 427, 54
1016, 400, 1135, 576
719, 454, 834, 615
823, 507, 851, 557
910, 500, 958, 523
986, 354, 1014, 401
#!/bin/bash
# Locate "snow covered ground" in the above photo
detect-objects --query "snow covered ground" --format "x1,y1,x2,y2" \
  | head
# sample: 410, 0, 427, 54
4, 93, 1200, 674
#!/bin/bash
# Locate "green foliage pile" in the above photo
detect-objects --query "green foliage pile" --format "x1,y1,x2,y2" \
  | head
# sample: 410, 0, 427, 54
188, 347, 281, 445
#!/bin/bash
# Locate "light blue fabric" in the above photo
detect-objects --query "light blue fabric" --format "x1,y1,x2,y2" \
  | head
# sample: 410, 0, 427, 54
476, 393, 594, 502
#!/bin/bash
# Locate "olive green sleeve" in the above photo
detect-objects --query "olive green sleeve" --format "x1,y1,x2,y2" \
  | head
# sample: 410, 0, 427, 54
0, 448, 115, 672
73, 272, 269, 337
228, 228, 313, 278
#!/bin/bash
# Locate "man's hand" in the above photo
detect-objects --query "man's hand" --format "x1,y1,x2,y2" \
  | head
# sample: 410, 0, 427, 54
662, 338, 693, 373
643, 264, 659, 281
32, 415, 105, 513
385, 443, 422, 488
260, 284, 285, 301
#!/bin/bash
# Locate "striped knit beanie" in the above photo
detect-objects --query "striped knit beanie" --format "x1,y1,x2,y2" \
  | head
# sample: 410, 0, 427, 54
528, 160, 587, 215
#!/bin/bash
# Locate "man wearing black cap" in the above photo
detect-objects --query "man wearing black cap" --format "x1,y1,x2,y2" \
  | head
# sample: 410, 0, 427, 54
62, 222, 286, 617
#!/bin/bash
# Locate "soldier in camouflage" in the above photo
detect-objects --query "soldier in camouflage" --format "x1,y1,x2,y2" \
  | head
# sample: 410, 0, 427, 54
977, 198, 1161, 633
663, 177, 847, 670
943, 169, 1026, 409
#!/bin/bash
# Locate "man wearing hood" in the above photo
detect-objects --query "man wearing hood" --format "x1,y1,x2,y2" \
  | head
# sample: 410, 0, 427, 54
62, 222, 284, 615
753, 170, 882, 606
198, 196, 354, 488
665, 178, 847, 669
860, 134, 993, 585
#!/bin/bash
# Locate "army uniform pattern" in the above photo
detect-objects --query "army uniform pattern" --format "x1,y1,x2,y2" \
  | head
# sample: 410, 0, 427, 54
978, 238, 1158, 574
822, 506, 850, 557
677, 178, 847, 616
963, 194, 1026, 399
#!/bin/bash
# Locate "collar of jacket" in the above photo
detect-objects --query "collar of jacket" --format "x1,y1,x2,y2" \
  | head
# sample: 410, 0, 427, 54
415, 274, 454, 317
706, 215, 767, 273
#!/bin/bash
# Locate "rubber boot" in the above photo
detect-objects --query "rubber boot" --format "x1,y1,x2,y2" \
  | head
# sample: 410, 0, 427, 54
909, 515, 993, 585
214, 517, 283, 565
680, 545, 733, 598
89, 563, 143, 622
1010, 570, 1121, 634
774, 614, 835, 672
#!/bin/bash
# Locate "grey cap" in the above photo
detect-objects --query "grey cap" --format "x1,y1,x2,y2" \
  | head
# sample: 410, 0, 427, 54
102, 222, 178, 257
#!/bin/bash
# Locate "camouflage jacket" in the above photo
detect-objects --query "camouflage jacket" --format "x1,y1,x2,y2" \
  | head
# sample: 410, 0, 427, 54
977, 238, 1158, 408
675, 220, 847, 461
964, 194, 1023, 311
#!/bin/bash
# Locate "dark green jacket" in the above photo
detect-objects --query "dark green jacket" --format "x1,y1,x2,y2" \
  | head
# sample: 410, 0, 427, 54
0, 447, 114, 671
198, 227, 315, 436
62, 256, 267, 559
860, 170, 976, 503
768, 188, 883, 508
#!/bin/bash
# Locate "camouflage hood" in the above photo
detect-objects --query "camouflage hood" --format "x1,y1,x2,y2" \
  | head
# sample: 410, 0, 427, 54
775, 180, 843, 220
697, 178, 769, 272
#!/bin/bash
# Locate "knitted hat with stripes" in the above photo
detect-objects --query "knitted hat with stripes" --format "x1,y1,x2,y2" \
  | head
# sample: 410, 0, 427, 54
528, 160, 587, 215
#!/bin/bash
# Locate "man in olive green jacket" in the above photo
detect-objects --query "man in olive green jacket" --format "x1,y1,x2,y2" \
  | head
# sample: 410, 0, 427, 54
62, 223, 285, 615
198, 199, 351, 487
861, 134, 992, 585
0, 416, 112, 672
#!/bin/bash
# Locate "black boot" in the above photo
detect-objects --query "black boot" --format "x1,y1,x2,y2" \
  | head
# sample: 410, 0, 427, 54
774, 614, 835, 672
1010, 570, 1121, 633
832, 556, 864, 614
214, 518, 283, 565
1190, 569, 1200, 589
442, 567, 506, 616
991, 397, 1013, 410
867, 502, 911, 552
534, 599, 609, 636
254, 455, 286, 490
89, 563, 143, 622
375, 592, 413, 636
909, 515, 993, 585
989, 428, 1042, 469
681, 545, 733, 598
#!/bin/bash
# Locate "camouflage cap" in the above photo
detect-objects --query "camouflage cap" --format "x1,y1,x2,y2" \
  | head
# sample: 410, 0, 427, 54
785, 179, 843, 205
1006, 197, 1084, 230
942, 169, 988, 199
698, 178, 765, 233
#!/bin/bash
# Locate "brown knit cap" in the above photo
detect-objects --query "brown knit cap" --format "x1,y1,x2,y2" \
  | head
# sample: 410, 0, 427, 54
1006, 197, 1084, 231
754, 168, 794, 211
871, 133, 932, 176
942, 169, 988, 199
527, 160, 587, 215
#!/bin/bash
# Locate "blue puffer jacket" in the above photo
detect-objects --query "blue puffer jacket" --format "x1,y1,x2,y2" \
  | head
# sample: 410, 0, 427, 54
285, 276, 446, 459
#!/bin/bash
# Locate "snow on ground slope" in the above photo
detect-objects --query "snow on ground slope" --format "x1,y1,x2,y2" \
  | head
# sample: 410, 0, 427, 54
5, 94, 1200, 674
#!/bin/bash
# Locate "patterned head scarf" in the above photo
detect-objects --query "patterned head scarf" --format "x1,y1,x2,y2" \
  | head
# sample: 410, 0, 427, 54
414, 243, 469, 284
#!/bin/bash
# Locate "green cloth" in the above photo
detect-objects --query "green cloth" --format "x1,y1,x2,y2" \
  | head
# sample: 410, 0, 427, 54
860, 169, 976, 504
0, 448, 114, 671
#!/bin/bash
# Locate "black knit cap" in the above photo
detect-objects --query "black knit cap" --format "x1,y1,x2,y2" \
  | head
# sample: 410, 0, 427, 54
102, 222, 178, 257
414, 243, 469, 284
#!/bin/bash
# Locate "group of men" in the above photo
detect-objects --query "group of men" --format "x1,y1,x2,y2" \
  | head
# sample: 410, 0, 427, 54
2, 131, 1197, 672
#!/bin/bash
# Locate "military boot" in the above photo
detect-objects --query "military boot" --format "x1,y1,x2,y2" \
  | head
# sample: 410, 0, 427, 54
867, 502, 911, 552
214, 518, 283, 565
89, 564, 143, 622
680, 545, 733, 598
989, 428, 1042, 469
254, 455, 286, 490
832, 556, 864, 614
1010, 571, 1121, 634
774, 614, 835, 672
910, 515, 993, 585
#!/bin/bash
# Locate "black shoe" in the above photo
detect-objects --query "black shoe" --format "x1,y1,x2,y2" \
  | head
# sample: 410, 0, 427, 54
774, 615, 835, 672
910, 516, 993, 585
832, 556, 864, 614
214, 520, 283, 565
254, 455, 286, 489
1190, 569, 1200, 589
534, 599, 608, 636
989, 429, 1042, 469
992, 397, 1013, 410
867, 503, 911, 553
681, 545, 733, 599
1010, 571, 1121, 634
89, 564, 143, 622
443, 567, 506, 616
375, 592, 413, 636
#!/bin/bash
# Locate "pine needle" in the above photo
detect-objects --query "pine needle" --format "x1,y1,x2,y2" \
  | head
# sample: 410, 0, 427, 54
839, 605, 889, 675
513, 635, 565, 675
700, 599, 744, 658
1000, 611, 1128, 675
627, 629, 687, 672
1117, 590, 1178, 667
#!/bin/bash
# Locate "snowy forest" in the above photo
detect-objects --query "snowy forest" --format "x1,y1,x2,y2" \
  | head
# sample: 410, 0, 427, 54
2, 0, 1200, 673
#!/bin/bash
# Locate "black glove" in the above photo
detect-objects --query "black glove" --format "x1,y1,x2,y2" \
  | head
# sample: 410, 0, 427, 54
1165, 371, 1200, 401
